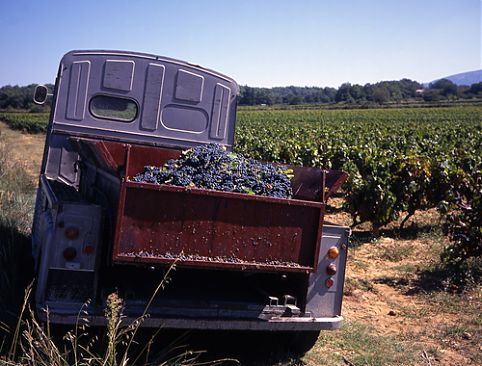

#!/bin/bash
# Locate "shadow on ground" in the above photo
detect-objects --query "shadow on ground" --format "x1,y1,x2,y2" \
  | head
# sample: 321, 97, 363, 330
150, 330, 310, 365
349, 223, 443, 248
374, 259, 482, 295
47, 327, 310, 365
0, 223, 34, 350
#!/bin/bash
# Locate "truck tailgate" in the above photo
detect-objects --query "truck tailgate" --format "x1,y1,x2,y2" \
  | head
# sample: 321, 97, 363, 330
113, 181, 324, 272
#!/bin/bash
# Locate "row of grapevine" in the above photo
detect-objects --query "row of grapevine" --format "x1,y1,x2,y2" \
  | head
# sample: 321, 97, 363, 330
0, 112, 49, 133
235, 107, 482, 241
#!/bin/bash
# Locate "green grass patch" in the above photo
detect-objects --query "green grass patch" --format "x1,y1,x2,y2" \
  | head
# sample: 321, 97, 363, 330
0, 137, 36, 348
379, 245, 413, 262
392, 264, 418, 274
305, 321, 418, 366
397, 305, 430, 319
344, 276, 376, 295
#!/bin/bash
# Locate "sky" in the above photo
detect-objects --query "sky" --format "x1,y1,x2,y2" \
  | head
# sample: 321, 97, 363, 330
0, 0, 480, 88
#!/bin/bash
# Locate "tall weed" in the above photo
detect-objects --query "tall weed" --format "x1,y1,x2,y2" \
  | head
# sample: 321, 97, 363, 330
0, 136, 35, 346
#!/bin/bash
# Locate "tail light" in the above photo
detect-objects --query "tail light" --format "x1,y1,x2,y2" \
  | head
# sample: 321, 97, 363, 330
63, 247, 77, 260
327, 246, 340, 259
327, 263, 337, 275
65, 227, 80, 240
83, 245, 95, 255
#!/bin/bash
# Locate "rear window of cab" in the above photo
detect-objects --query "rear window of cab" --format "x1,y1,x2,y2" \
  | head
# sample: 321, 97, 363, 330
90, 95, 138, 122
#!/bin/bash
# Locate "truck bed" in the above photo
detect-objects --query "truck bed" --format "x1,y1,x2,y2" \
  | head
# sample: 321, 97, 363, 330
108, 142, 346, 273
68, 138, 346, 273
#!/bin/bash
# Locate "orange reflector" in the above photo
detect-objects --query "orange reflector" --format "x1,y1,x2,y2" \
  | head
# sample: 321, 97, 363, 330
65, 227, 80, 240
327, 263, 337, 276
327, 246, 340, 259
325, 278, 334, 288
83, 245, 95, 255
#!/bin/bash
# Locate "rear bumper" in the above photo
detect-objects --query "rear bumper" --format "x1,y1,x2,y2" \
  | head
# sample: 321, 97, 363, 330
37, 309, 343, 331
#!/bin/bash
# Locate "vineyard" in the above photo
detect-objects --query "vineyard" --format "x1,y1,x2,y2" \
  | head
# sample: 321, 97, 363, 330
1, 106, 481, 272
0, 106, 481, 365
235, 106, 482, 286
0, 112, 49, 133
236, 107, 481, 233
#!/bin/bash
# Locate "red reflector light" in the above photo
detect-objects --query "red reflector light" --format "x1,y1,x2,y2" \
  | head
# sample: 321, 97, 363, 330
83, 245, 95, 255
327, 263, 337, 276
63, 247, 77, 261
65, 227, 80, 240
325, 278, 334, 288
327, 246, 340, 259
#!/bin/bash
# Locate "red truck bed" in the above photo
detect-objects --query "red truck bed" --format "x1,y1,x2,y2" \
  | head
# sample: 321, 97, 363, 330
105, 143, 346, 273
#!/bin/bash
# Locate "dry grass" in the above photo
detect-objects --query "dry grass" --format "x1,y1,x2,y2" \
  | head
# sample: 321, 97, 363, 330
0, 134, 36, 344
1, 271, 238, 366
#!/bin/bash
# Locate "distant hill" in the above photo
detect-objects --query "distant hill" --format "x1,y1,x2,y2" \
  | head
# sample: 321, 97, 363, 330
428, 70, 482, 86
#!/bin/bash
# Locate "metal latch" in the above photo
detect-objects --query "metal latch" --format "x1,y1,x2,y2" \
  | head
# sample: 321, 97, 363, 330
282, 294, 297, 306
268, 296, 279, 306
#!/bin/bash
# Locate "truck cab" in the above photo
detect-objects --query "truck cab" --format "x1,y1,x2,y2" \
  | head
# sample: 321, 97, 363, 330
32, 50, 349, 353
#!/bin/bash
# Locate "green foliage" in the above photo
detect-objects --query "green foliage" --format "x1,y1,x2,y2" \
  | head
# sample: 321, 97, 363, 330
440, 167, 482, 285
430, 78, 458, 97
1, 106, 480, 287
238, 79, 482, 106
0, 112, 49, 133
0, 84, 53, 111
236, 106, 481, 282
235, 107, 482, 235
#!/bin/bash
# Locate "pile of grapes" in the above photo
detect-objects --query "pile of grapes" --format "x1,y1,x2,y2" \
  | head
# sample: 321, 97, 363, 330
132, 143, 293, 198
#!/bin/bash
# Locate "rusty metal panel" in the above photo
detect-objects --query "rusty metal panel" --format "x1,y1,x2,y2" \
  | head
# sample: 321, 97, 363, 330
113, 182, 324, 272
61, 140, 347, 273
43, 138, 346, 274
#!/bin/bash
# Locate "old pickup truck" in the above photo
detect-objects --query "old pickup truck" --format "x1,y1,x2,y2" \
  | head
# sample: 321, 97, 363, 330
32, 50, 349, 353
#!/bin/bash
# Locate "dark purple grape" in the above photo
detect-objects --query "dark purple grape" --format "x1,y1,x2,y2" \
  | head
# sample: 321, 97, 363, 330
131, 143, 293, 198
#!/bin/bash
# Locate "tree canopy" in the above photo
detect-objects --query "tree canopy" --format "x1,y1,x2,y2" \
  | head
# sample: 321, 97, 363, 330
0, 84, 53, 111
1, 79, 481, 111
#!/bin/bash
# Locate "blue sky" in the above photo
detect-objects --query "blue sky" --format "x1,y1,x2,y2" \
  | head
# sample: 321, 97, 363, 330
0, 0, 480, 87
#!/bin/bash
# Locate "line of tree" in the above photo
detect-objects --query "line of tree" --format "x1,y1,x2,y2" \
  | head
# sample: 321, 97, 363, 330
1, 80, 481, 111
239, 79, 482, 106
0, 84, 54, 112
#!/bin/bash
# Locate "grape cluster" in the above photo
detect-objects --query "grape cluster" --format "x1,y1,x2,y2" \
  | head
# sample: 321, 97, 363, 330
132, 143, 293, 198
